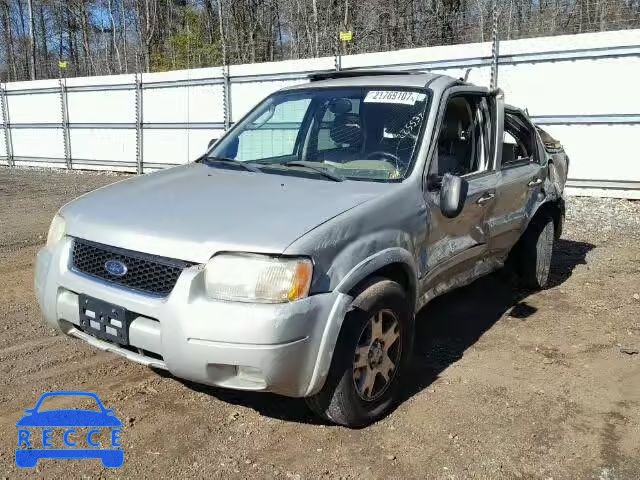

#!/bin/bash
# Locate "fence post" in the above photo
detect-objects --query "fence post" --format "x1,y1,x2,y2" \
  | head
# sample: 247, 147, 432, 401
490, 3, 500, 90
58, 78, 72, 169
217, 0, 231, 131
135, 73, 144, 174
222, 64, 231, 130
0, 83, 14, 167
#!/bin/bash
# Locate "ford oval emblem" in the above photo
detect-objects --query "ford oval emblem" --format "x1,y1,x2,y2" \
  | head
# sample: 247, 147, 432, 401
104, 259, 128, 277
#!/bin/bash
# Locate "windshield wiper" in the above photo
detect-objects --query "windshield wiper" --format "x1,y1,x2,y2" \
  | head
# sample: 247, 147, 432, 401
281, 161, 344, 182
202, 156, 262, 173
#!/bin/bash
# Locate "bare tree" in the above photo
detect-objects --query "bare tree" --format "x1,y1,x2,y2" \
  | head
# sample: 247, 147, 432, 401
135, 0, 158, 72
27, 0, 36, 78
1, 1, 18, 80
1, 0, 638, 81
108, 0, 123, 72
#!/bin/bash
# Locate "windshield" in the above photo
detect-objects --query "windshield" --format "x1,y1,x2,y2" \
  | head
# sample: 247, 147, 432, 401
207, 87, 430, 182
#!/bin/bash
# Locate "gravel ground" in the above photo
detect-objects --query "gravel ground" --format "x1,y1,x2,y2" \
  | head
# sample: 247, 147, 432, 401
1, 168, 639, 479
565, 196, 640, 242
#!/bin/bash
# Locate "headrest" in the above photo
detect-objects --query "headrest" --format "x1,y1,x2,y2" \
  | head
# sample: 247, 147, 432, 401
330, 113, 363, 148
439, 98, 471, 143
439, 114, 468, 143
328, 98, 353, 115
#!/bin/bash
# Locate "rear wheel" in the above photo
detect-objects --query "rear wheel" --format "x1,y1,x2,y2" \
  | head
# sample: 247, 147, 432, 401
517, 215, 555, 289
306, 278, 414, 427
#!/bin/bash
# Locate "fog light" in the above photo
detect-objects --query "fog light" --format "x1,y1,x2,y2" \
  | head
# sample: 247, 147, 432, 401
237, 366, 265, 386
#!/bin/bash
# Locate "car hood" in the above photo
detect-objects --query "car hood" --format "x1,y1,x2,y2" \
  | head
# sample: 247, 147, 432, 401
62, 163, 388, 263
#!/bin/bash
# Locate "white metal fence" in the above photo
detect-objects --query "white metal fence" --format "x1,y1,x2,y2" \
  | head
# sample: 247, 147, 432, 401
1, 29, 639, 198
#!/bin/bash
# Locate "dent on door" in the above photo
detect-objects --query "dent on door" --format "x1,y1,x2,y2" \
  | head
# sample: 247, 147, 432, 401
489, 104, 546, 255
489, 162, 542, 253
417, 173, 501, 309
424, 173, 496, 276
417, 89, 505, 306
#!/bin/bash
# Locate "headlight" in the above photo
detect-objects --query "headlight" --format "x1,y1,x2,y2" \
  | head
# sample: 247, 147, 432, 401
46, 214, 66, 248
204, 254, 313, 303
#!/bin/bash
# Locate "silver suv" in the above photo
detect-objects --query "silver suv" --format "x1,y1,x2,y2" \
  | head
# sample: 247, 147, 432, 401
35, 71, 567, 427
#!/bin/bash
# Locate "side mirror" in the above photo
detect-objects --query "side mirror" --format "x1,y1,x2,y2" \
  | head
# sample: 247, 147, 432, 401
439, 173, 468, 218
207, 137, 219, 149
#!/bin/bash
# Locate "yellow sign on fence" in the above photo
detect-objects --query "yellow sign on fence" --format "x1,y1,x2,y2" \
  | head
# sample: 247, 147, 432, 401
58, 61, 68, 69
339, 31, 353, 42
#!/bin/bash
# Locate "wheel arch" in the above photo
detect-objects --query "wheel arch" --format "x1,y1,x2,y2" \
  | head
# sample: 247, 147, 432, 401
334, 248, 418, 310
527, 196, 565, 241
304, 251, 418, 397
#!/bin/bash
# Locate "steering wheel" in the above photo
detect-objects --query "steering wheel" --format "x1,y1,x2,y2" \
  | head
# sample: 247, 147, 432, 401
365, 150, 400, 165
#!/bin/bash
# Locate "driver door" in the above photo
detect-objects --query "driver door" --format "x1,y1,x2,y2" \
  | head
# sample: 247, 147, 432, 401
419, 86, 504, 295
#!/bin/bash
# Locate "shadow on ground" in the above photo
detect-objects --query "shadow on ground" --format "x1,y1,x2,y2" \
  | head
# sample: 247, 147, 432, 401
402, 238, 594, 401
174, 239, 594, 425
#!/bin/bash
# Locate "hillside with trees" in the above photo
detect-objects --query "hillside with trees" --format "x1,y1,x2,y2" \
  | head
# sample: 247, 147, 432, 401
1, 0, 639, 81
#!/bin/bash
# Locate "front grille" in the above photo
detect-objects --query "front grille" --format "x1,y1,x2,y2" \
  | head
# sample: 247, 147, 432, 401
71, 238, 194, 297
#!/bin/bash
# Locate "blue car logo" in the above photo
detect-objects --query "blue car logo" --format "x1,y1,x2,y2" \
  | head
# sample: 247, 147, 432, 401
104, 259, 127, 277
15, 391, 123, 468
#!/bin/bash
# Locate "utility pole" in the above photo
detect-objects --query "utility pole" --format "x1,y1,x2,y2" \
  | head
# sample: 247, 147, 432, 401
27, 0, 37, 80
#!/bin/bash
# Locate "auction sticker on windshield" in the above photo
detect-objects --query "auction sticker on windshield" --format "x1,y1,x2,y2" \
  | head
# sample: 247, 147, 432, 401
364, 90, 426, 105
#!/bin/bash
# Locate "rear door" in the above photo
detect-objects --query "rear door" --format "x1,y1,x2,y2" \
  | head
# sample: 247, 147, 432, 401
489, 108, 545, 256
420, 86, 503, 292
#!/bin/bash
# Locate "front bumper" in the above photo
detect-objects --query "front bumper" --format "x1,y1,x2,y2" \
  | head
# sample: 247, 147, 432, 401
35, 238, 352, 397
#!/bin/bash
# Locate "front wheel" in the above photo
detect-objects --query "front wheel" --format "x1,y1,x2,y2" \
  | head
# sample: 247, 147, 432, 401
306, 278, 414, 427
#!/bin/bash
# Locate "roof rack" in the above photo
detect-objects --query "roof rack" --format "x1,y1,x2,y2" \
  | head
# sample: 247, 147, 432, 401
308, 70, 414, 81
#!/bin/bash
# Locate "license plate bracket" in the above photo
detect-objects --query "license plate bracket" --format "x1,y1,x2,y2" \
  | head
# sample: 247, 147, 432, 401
78, 294, 132, 346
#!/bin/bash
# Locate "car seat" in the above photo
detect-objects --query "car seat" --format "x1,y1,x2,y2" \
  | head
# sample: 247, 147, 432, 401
316, 113, 364, 163
435, 110, 472, 176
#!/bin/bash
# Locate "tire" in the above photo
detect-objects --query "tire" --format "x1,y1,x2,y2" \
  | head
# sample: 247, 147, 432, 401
517, 215, 555, 289
306, 278, 414, 428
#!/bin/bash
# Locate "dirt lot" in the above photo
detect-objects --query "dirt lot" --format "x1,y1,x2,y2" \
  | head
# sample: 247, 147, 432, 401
1, 168, 639, 479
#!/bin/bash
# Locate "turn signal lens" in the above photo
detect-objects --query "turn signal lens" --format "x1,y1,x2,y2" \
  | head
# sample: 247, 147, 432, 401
46, 214, 66, 248
288, 260, 313, 301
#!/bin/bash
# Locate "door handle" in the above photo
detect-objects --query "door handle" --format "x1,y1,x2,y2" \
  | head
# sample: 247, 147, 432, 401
528, 178, 543, 187
476, 192, 495, 205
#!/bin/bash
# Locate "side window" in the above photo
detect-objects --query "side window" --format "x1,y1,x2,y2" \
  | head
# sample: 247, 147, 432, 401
233, 99, 311, 161
502, 112, 536, 167
431, 94, 489, 177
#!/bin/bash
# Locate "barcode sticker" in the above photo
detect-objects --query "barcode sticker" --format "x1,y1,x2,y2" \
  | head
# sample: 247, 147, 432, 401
364, 91, 426, 105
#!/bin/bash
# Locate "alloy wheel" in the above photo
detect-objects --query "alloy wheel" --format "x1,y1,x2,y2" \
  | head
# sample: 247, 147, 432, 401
352, 309, 402, 401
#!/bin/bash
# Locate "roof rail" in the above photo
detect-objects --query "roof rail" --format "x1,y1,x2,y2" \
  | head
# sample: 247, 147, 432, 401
308, 69, 413, 81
